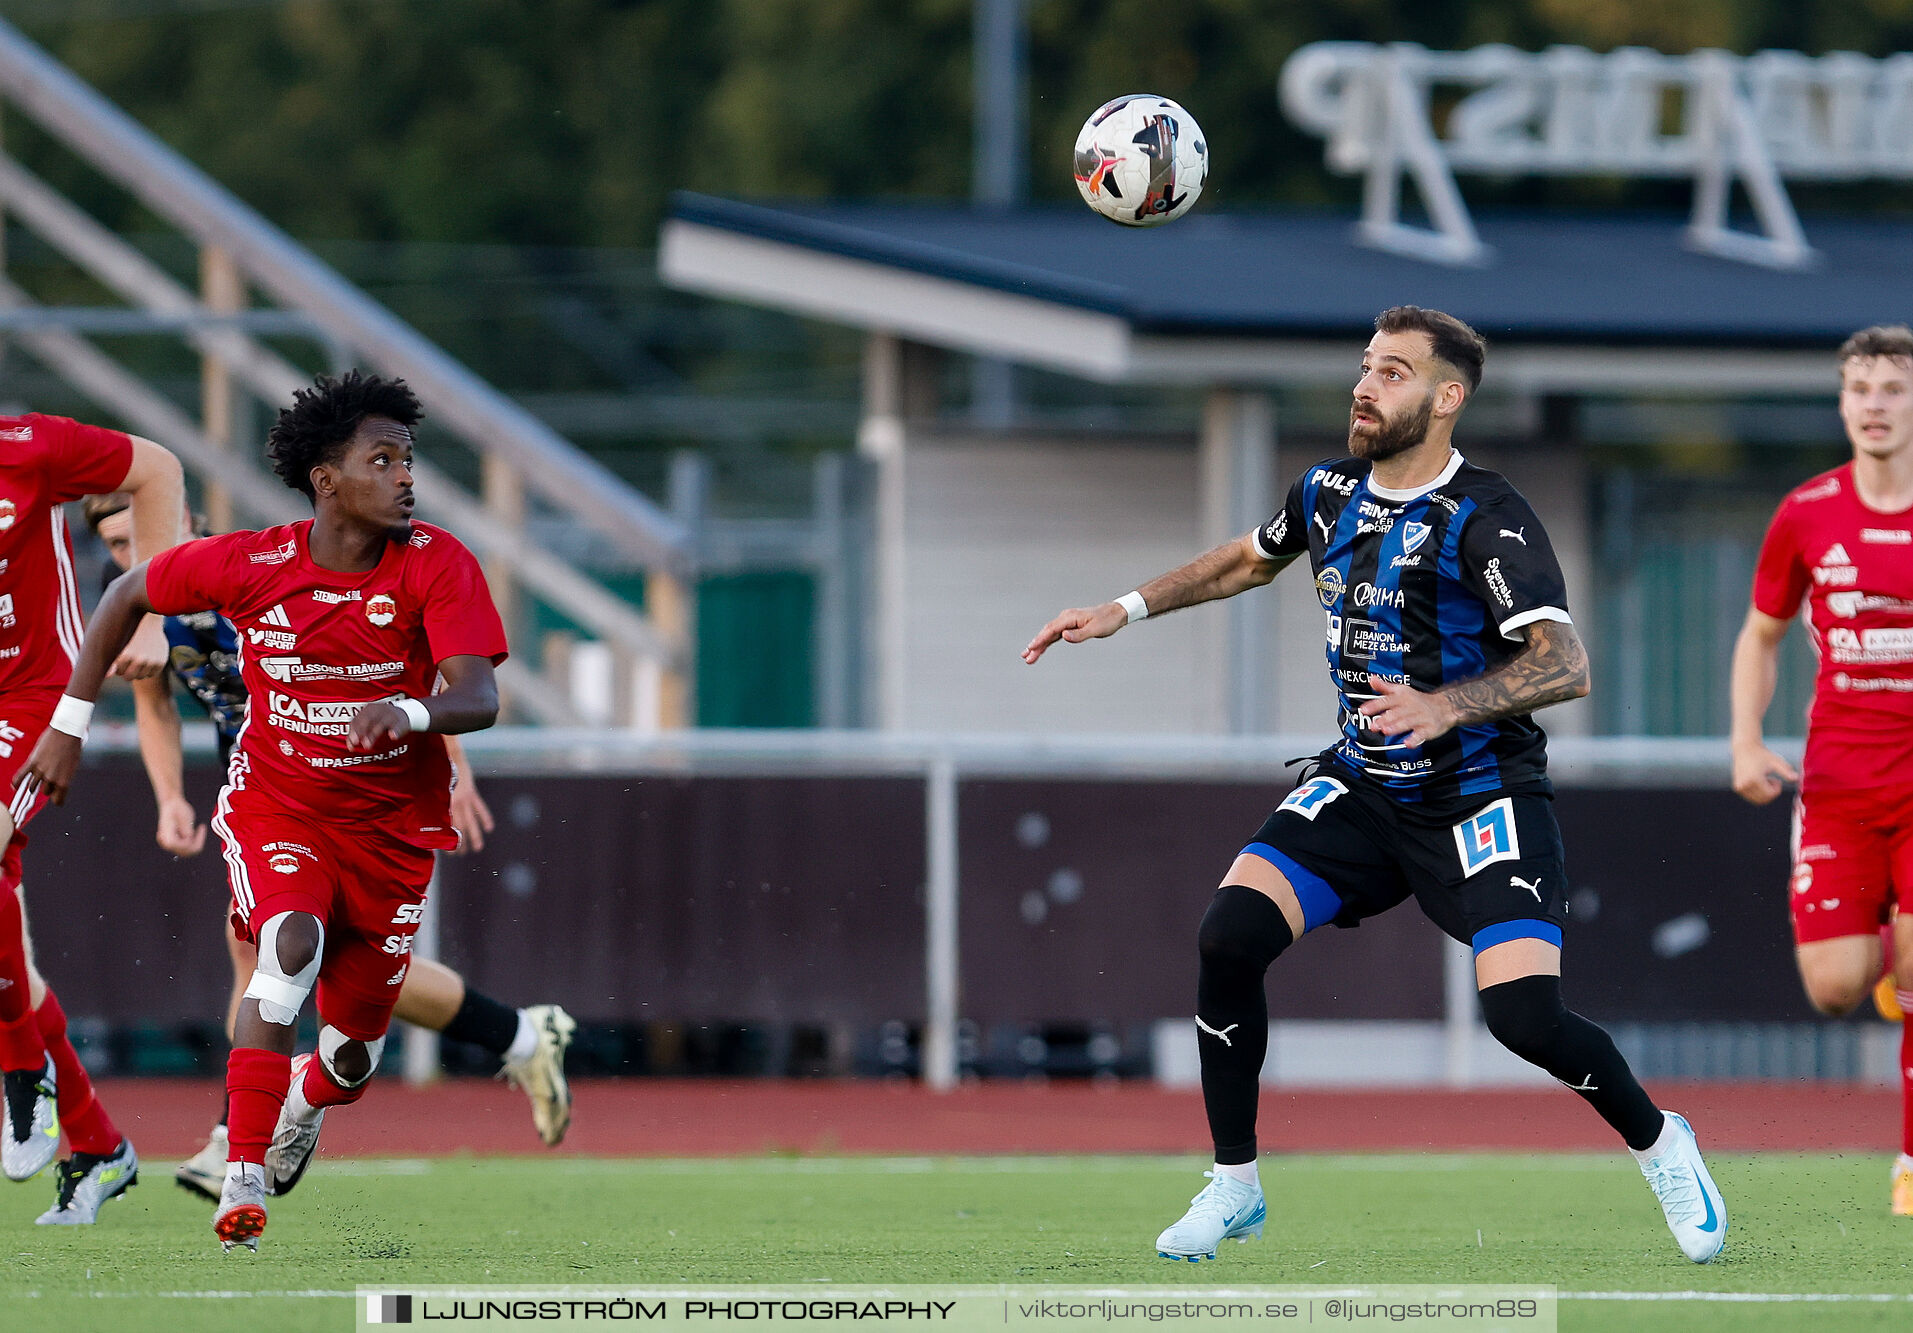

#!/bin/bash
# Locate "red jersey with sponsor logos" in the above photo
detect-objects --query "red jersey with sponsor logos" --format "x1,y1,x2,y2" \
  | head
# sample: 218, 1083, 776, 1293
1752, 463, 1913, 791
0, 413, 132, 693
144, 520, 507, 848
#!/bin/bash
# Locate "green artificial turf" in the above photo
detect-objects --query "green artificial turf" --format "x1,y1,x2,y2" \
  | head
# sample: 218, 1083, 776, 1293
3, 1153, 1910, 1332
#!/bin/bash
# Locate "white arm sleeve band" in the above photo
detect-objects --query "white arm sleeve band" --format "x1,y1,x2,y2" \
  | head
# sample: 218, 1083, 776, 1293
394, 697, 431, 731
1498, 606, 1573, 640
49, 695, 94, 740
1117, 591, 1149, 624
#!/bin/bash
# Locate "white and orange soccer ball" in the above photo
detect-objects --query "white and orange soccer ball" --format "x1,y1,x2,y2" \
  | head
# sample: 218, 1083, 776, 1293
1072, 94, 1208, 227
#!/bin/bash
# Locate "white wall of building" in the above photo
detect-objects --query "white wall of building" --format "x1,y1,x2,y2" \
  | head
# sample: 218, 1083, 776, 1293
886, 427, 1349, 739
897, 431, 1231, 733
867, 385, 1591, 740
1468, 437, 1596, 737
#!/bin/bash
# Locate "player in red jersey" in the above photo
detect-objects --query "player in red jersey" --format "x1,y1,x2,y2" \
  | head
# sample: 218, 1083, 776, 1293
0, 410, 183, 1226
84, 495, 574, 1203
1732, 324, 1913, 1215
28, 370, 506, 1251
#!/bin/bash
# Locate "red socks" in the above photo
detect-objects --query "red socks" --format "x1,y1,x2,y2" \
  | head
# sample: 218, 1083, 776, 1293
301, 1055, 370, 1110
0, 886, 42, 1070
33, 991, 118, 1155
1901, 1002, 1913, 1159
227, 1047, 290, 1167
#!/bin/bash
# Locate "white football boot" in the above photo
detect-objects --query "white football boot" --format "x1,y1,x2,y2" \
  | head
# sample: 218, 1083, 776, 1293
2, 1058, 58, 1181
36, 1138, 138, 1225
1155, 1169, 1267, 1261
266, 1053, 326, 1196
1635, 1111, 1728, 1263
175, 1123, 228, 1202
213, 1161, 268, 1252
502, 1004, 576, 1146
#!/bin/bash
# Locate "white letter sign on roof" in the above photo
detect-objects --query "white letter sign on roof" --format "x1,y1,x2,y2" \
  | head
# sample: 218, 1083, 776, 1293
1280, 43, 1913, 269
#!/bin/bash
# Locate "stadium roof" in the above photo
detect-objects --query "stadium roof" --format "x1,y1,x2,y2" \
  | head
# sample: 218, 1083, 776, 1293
659, 192, 1913, 395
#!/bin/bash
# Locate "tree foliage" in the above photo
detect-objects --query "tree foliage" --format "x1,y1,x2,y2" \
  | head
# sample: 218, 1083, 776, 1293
4, 0, 1913, 247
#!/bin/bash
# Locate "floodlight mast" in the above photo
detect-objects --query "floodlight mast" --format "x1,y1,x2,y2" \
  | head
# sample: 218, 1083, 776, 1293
971, 0, 1029, 427
1276, 42, 1913, 270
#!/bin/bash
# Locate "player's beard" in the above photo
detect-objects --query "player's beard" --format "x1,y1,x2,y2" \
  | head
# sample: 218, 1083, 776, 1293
1348, 391, 1434, 462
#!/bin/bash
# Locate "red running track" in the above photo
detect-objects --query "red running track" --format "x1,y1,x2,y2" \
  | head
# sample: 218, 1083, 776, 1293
95, 1078, 1897, 1159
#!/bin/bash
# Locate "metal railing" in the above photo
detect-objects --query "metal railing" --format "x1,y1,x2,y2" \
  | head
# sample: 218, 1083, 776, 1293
0, 17, 691, 725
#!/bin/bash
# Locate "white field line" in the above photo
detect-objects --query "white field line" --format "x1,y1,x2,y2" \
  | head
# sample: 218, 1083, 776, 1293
1562, 1292, 1913, 1303
179, 1151, 1640, 1182
307, 1152, 1846, 1177
15, 1290, 356, 1299
542, 1154, 1630, 1175
309, 1159, 433, 1176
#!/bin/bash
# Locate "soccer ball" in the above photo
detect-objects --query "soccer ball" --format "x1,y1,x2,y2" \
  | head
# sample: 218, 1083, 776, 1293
1072, 94, 1208, 227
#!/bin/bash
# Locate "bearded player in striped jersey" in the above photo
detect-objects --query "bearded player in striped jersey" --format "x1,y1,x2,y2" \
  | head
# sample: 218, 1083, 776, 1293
1731, 324, 1913, 1215
1026, 306, 1728, 1265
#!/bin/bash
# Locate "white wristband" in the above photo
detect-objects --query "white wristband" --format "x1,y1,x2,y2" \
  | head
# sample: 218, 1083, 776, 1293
50, 695, 94, 740
393, 697, 431, 732
1116, 591, 1150, 625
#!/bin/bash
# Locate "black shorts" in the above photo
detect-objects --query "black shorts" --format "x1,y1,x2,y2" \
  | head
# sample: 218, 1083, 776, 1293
1240, 769, 1569, 951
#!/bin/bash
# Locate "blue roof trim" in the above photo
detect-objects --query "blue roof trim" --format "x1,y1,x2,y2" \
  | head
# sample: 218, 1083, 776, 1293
667, 192, 1913, 348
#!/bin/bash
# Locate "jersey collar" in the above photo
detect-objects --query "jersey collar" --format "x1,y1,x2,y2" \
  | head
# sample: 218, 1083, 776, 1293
295, 517, 407, 582
1366, 450, 1464, 503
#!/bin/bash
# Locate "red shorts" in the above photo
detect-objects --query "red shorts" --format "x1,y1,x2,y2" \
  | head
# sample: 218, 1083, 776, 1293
1789, 781, 1913, 945
0, 688, 62, 892
211, 794, 435, 1039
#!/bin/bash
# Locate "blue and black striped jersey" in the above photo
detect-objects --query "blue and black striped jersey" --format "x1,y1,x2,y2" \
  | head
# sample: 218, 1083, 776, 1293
1256, 451, 1572, 816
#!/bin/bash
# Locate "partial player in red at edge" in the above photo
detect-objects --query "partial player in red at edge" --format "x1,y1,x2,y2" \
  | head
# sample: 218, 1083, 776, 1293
1730, 324, 1913, 1217
0, 409, 185, 1226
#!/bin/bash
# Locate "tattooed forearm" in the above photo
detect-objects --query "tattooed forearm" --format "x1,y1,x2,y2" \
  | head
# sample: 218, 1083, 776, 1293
1136, 535, 1289, 616
1437, 620, 1591, 725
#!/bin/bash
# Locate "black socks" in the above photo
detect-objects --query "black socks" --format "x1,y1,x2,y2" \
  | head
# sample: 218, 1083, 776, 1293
1194, 886, 1662, 1158
441, 988, 521, 1059
1196, 885, 1295, 1165
1477, 973, 1664, 1151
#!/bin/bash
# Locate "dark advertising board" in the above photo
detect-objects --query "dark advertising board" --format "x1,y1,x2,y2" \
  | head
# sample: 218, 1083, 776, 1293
24, 760, 1796, 1030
